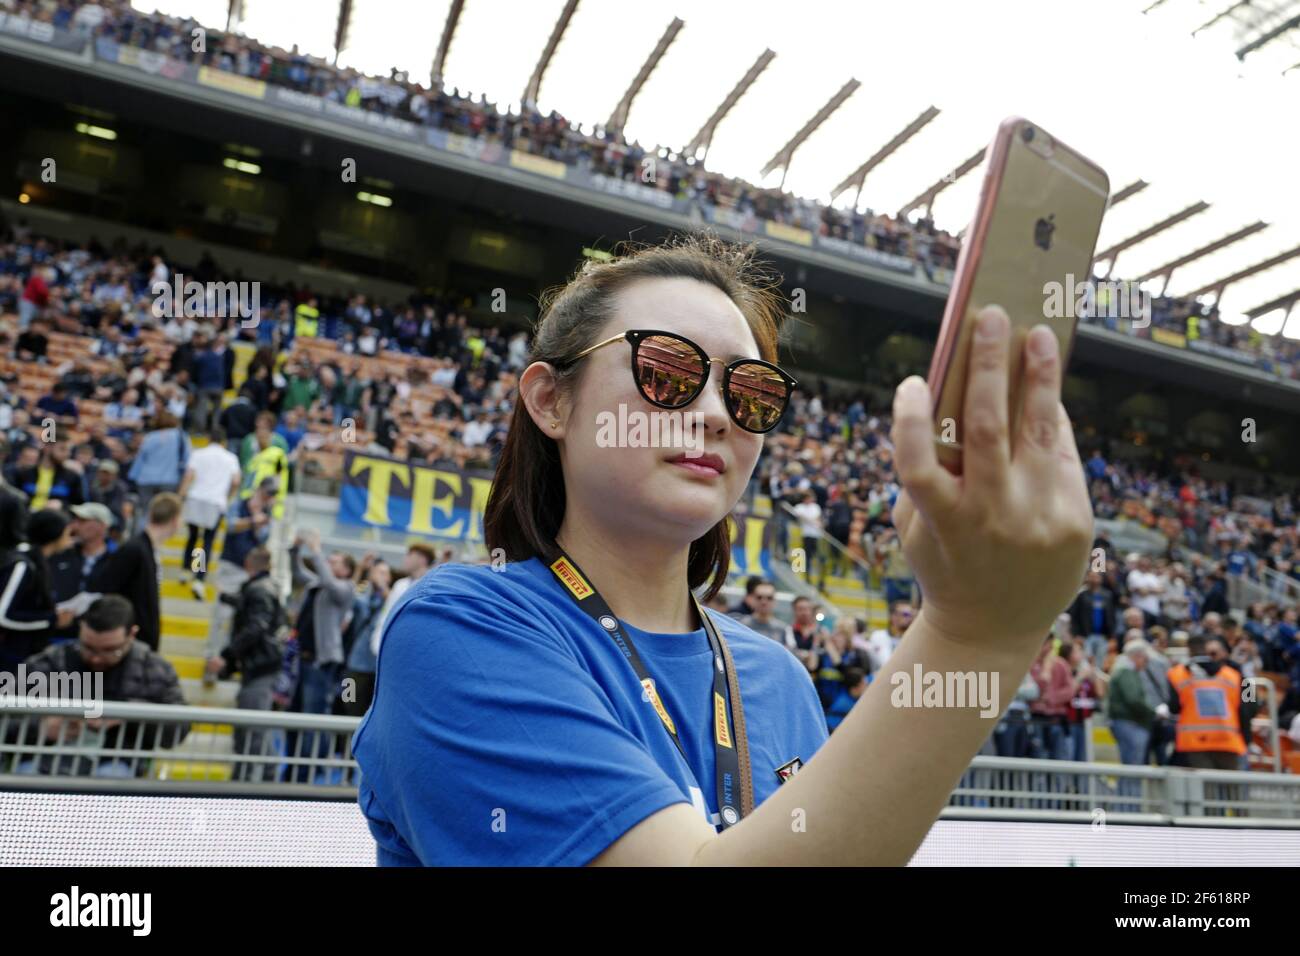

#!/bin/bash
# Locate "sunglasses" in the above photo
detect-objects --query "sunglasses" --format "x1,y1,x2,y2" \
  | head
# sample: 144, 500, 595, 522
568, 329, 797, 433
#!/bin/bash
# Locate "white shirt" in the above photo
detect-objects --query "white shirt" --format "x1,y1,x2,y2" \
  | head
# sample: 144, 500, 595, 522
184, 444, 243, 507
462, 419, 492, 448
1126, 569, 1163, 616
792, 501, 823, 538
866, 628, 902, 671
371, 576, 416, 657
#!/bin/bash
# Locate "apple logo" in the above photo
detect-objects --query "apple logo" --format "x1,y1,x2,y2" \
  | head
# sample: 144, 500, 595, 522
1034, 214, 1055, 251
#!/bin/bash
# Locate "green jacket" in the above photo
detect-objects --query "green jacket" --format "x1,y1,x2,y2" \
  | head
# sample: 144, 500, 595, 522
1106, 666, 1155, 728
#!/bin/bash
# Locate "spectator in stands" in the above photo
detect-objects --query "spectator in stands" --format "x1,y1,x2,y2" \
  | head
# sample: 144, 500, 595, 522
218, 383, 259, 453
727, 575, 763, 618
992, 670, 1039, 759
810, 618, 869, 712
1069, 570, 1116, 668
788, 595, 822, 671
1125, 554, 1165, 628
12, 440, 84, 510
89, 492, 183, 653
209, 477, 273, 653
291, 529, 356, 713
865, 601, 914, 673
189, 329, 226, 433
127, 411, 190, 525
24, 595, 188, 777
368, 542, 436, 658
737, 581, 795, 651
825, 666, 869, 733
1029, 637, 1077, 760
0, 493, 76, 674
87, 459, 131, 530
46, 502, 117, 642
35, 383, 78, 426
15, 316, 50, 362
341, 556, 392, 717
178, 427, 243, 600
209, 546, 286, 781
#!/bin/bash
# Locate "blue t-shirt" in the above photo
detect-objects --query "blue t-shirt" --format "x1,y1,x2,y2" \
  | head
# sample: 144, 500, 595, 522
352, 558, 829, 866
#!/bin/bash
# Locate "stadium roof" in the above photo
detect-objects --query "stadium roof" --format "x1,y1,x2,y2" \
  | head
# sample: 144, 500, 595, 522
142, 0, 1300, 334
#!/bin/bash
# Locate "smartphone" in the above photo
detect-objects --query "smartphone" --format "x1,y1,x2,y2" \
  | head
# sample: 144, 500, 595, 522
926, 117, 1110, 473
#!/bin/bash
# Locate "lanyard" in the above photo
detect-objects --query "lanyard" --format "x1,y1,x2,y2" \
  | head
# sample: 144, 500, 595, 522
548, 550, 749, 830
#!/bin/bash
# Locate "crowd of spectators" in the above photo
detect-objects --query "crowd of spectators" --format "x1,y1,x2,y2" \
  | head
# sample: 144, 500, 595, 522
1, 210, 1298, 777
9, 0, 1295, 379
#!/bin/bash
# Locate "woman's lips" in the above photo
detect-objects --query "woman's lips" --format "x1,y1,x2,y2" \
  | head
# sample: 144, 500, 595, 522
667, 452, 726, 477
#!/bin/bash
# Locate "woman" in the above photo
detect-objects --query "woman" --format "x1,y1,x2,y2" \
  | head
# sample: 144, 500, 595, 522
353, 235, 1093, 866
0, 494, 76, 674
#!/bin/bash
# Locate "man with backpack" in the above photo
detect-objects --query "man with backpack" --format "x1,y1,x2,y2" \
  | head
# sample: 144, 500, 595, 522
207, 546, 286, 781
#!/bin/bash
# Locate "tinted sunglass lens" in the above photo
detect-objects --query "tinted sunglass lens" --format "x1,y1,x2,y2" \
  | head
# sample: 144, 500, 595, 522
635, 335, 705, 407
727, 363, 788, 431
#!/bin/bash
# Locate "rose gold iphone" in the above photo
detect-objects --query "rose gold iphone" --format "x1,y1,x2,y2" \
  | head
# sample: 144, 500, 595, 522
926, 116, 1109, 473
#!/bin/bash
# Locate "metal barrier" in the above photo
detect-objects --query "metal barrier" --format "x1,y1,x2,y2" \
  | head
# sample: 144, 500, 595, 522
0, 699, 360, 798
6, 699, 1300, 826
948, 756, 1300, 825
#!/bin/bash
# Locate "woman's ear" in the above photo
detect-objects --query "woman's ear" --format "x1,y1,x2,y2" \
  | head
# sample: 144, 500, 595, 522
518, 361, 567, 439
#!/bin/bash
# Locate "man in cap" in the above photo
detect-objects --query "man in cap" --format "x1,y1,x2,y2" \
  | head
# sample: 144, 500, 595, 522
88, 458, 132, 531
47, 503, 118, 642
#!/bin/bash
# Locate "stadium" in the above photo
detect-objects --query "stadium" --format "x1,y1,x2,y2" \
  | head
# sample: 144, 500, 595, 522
0, 0, 1298, 882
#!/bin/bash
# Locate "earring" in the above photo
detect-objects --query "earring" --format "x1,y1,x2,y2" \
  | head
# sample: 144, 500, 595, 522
550, 421, 559, 430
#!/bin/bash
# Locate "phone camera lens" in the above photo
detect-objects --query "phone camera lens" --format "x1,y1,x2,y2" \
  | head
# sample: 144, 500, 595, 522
1022, 125, 1035, 143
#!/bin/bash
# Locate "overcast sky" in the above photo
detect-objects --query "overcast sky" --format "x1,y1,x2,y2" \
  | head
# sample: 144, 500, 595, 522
138, 0, 1300, 330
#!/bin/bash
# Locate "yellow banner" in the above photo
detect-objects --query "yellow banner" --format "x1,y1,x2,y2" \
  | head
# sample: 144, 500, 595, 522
764, 221, 813, 246
198, 66, 266, 100
1151, 327, 1187, 348
509, 150, 567, 179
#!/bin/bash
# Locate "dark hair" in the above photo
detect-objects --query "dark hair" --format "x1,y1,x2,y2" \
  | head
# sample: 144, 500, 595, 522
744, 575, 764, 596
483, 234, 785, 601
83, 594, 135, 635
0, 490, 28, 550
334, 551, 357, 576
27, 508, 69, 549
245, 546, 271, 572
207, 426, 227, 444
407, 542, 436, 567
1187, 634, 1207, 656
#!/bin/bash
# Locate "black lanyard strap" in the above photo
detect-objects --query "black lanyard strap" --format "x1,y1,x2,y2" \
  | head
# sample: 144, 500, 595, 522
548, 551, 753, 829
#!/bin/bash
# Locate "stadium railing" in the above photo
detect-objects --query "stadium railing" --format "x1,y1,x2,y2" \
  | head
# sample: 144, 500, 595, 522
948, 756, 1300, 825
0, 698, 359, 799
5, 698, 1298, 823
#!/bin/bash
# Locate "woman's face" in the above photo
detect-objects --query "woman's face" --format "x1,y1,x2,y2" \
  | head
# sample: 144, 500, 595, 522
545, 277, 767, 548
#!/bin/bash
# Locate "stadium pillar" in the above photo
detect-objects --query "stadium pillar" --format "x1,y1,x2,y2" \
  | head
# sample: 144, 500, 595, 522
225, 0, 243, 34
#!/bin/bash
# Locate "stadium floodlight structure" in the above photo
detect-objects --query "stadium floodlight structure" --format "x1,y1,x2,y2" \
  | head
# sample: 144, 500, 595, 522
1135, 221, 1270, 295
895, 147, 985, 221
759, 79, 861, 191
430, 0, 466, 92
521, 0, 579, 113
1092, 201, 1211, 277
333, 0, 353, 66
1186, 243, 1300, 301
683, 49, 776, 165
605, 17, 685, 139
830, 106, 940, 211
1236, 9, 1300, 57
1109, 180, 1151, 206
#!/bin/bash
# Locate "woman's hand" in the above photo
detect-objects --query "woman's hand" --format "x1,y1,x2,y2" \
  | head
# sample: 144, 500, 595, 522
890, 306, 1093, 651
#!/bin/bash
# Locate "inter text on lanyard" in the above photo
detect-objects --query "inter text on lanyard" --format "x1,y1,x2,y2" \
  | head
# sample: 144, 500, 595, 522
548, 551, 753, 829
